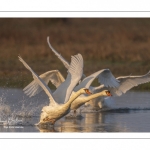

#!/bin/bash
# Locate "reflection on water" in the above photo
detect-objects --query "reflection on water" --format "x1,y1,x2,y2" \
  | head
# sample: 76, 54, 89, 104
37, 111, 149, 132
0, 88, 150, 132
1, 111, 150, 132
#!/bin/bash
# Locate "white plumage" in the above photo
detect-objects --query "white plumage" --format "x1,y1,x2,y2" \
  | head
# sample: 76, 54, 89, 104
18, 54, 90, 126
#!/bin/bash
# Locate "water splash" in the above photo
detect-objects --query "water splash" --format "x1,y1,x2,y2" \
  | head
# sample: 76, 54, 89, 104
0, 88, 48, 126
0, 93, 11, 121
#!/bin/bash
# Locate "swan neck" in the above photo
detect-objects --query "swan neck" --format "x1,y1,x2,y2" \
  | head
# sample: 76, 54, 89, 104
64, 90, 82, 108
83, 92, 104, 102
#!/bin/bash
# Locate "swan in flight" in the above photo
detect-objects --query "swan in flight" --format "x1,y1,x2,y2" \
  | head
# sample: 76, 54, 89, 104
85, 70, 150, 109
94, 71, 150, 96
23, 68, 150, 111
18, 54, 91, 127
23, 68, 116, 114
22, 37, 118, 114
47, 37, 150, 109
47, 36, 120, 92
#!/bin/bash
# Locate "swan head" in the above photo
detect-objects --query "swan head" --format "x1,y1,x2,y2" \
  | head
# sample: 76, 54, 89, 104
80, 88, 92, 95
101, 90, 112, 97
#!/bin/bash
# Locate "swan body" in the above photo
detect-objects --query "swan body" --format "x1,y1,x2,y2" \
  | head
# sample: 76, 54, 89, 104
86, 71, 150, 109
46, 38, 150, 109
23, 38, 150, 111
22, 37, 120, 112
23, 68, 117, 112
40, 88, 89, 124
94, 71, 150, 96
18, 53, 91, 126
23, 37, 119, 112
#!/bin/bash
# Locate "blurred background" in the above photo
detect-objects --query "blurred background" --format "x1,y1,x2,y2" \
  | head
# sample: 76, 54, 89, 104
0, 18, 150, 90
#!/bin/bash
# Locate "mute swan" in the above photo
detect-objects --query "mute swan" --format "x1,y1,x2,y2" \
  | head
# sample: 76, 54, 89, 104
47, 37, 150, 109
18, 54, 91, 126
25, 38, 120, 97
22, 38, 119, 115
94, 71, 150, 96
23, 69, 117, 113
47, 36, 120, 91
85, 70, 150, 109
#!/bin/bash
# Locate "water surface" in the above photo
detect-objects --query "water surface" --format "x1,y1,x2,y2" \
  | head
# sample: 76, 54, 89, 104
0, 88, 150, 132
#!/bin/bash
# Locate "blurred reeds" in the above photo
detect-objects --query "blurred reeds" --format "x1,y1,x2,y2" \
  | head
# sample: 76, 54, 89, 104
0, 18, 150, 90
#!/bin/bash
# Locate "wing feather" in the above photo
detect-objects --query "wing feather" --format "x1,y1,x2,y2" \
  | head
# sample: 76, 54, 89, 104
98, 69, 120, 88
18, 56, 56, 105
47, 36, 70, 69
96, 71, 150, 96
74, 69, 120, 92
23, 70, 65, 97
53, 54, 83, 104
47, 36, 86, 80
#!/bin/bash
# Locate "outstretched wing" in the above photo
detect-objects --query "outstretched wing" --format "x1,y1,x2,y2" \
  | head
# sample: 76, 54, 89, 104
23, 70, 65, 97
96, 71, 150, 96
47, 36, 86, 80
97, 69, 120, 88
18, 56, 56, 105
74, 69, 120, 92
53, 54, 83, 104
47, 36, 70, 69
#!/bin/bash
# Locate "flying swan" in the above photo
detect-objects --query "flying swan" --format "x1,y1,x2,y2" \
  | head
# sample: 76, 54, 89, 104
18, 54, 92, 127
46, 37, 150, 110
23, 70, 114, 115
86, 71, 150, 109
22, 37, 120, 114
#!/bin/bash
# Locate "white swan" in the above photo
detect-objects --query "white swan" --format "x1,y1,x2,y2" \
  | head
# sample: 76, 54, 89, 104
47, 36, 120, 91
22, 38, 120, 114
18, 54, 91, 126
47, 37, 150, 109
23, 69, 117, 112
25, 38, 120, 96
86, 71, 150, 109
94, 71, 150, 96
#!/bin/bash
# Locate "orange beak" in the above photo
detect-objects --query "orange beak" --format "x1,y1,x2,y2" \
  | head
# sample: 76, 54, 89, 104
106, 91, 112, 96
85, 89, 92, 95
